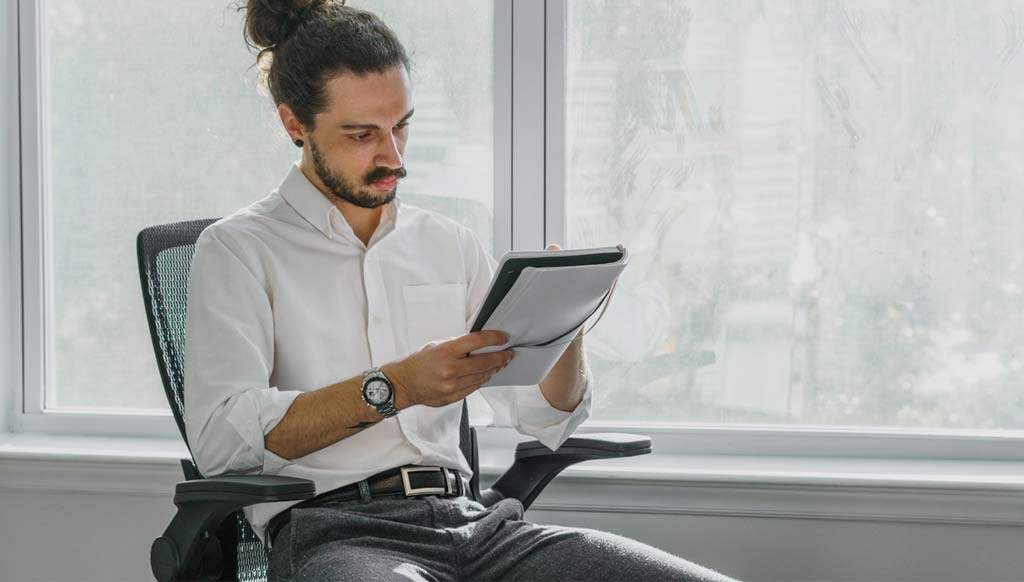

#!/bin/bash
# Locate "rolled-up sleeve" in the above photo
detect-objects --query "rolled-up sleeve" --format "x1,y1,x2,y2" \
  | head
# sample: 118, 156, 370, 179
183, 227, 303, 477
459, 227, 593, 451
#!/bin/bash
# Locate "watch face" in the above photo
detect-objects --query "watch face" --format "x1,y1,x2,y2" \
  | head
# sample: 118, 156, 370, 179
365, 379, 392, 405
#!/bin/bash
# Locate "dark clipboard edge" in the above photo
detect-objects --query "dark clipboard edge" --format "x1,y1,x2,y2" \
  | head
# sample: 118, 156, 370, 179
470, 245, 625, 334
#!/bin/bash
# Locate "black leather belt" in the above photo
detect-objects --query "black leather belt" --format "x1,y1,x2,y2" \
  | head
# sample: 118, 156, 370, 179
267, 465, 465, 545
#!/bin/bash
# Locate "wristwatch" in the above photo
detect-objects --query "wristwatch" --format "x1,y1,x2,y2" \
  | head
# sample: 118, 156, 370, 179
361, 367, 398, 418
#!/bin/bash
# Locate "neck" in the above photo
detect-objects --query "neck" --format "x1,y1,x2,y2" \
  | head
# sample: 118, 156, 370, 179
299, 160, 384, 247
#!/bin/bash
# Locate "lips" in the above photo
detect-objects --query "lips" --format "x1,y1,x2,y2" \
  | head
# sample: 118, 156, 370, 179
371, 176, 398, 189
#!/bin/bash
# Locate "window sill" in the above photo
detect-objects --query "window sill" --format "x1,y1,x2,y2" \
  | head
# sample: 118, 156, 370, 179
2, 432, 1022, 526
0, 432, 188, 463
0, 432, 188, 496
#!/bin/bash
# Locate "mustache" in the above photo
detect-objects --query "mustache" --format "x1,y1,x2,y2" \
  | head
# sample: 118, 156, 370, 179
365, 166, 407, 185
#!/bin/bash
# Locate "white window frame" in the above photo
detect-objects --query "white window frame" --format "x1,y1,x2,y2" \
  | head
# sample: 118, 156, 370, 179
11, 0, 180, 438
7, 0, 1024, 461
1, 0, 18, 440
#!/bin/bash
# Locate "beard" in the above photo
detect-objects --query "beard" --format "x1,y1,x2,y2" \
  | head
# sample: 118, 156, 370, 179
309, 138, 406, 209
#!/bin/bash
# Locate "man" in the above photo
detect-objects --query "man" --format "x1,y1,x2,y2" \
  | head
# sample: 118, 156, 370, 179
184, 1, 737, 580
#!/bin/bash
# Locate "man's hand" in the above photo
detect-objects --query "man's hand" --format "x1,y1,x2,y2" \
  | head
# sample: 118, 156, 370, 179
383, 331, 515, 409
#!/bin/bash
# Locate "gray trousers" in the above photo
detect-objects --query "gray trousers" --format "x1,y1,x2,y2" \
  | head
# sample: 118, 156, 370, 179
266, 494, 739, 581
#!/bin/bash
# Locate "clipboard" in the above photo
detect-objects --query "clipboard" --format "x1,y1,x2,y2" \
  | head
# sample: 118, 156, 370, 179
470, 245, 626, 332
469, 245, 629, 387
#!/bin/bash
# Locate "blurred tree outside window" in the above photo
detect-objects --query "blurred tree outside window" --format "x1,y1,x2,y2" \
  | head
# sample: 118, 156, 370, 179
568, 0, 1024, 431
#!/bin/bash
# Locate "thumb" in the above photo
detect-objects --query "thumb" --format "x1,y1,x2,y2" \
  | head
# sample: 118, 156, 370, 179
545, 243, 562, 251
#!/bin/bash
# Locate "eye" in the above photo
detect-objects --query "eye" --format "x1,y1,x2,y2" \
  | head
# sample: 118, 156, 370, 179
395, 122, 409, 131
351, 132, 372, 142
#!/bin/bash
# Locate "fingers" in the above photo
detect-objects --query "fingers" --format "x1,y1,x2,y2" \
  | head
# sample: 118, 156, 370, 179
450, 369, 499, 395
420, 340, 443, 351
416, 346, 513, 407
430, 348, 509, 382
445, 330, 510, 355
456, 349, 514, 378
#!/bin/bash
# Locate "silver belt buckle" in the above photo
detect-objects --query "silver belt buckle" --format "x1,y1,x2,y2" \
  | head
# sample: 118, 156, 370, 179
400, 466, 452, 497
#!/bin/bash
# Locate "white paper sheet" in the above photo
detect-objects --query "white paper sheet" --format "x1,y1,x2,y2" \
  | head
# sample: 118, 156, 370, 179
471, 255, 629, 387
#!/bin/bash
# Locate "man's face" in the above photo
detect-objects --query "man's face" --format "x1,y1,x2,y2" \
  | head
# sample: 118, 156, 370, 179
306, 66, 413, 209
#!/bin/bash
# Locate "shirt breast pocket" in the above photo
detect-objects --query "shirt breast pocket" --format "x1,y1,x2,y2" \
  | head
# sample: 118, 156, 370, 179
402, 282, 468, 352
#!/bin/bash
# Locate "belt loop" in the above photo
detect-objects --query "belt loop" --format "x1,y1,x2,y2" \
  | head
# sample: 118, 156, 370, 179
357, 479, 372, 503
451, 470, 461, 496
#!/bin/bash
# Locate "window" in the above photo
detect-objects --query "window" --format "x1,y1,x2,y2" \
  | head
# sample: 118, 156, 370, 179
14, 0, 1024, 449
26, 0, 492, 416
565, 0, 1024, 430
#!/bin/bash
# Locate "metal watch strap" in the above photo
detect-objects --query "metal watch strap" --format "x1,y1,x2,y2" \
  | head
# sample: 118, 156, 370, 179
363, 367, 398, 418
375, 399, 398, 418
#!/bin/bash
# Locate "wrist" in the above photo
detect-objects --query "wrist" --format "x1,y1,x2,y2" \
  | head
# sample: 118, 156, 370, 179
381, 362, 412, 410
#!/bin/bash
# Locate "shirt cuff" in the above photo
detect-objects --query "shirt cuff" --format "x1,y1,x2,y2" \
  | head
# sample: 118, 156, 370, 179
224, 387, 305, 474
262, 448, 296, 475
511, 367, 593, 451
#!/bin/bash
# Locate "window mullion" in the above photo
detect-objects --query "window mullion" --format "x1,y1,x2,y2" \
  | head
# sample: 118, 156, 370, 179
543, 0, 566, 247
2, 1, 23, 433
17, 0, 47, 421
492, 0, 512, 258
509, 0, 546, 251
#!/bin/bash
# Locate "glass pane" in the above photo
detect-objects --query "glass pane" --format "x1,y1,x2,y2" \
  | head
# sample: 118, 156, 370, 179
45, 0, 493, 410
566, 0, 1024, 430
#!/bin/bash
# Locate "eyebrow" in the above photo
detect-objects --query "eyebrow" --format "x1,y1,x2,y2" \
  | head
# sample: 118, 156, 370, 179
337, 108, 415, 131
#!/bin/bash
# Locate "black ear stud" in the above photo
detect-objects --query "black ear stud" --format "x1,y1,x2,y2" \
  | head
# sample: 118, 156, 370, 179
294, 139, 304, 147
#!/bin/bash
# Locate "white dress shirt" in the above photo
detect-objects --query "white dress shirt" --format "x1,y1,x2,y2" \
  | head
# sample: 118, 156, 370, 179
183, 162, 592, 544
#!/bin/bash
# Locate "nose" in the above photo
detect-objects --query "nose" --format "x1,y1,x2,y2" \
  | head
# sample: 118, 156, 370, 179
375, 132, 404, 170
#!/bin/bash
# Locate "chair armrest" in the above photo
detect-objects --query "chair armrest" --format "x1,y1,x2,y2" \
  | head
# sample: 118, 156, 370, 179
479, 433, 651, 510
173, 474, 317, 504
152, 474, 315, 582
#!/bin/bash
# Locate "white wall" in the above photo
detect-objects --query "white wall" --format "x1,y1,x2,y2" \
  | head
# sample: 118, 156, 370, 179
1, 478, 1022, 582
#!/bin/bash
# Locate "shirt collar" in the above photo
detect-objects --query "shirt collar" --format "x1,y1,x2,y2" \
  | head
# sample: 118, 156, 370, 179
278, 161, 402, 240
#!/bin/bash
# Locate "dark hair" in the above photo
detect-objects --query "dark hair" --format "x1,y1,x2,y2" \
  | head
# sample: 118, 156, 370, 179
241, 0, 410, 130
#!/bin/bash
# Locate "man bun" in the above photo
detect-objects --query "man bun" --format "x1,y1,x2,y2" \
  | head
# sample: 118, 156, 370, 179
238, 0, 408, 131
243, 0, 338, 51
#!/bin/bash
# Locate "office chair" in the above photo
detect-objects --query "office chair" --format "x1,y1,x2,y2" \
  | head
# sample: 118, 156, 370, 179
137, 213, 652, 582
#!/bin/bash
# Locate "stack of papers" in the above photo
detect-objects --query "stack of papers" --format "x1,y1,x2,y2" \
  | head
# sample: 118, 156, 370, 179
470, 246, 629, 387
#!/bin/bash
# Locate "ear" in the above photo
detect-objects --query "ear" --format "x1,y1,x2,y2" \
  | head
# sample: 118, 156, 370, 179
278, 103, 305, 142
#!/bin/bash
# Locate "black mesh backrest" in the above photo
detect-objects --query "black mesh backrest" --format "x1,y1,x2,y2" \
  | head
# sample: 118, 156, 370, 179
136, 217, 219, 454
